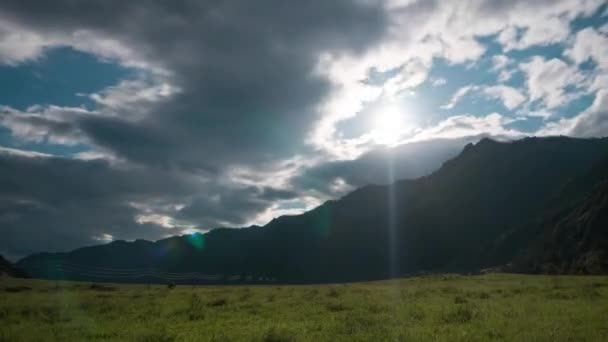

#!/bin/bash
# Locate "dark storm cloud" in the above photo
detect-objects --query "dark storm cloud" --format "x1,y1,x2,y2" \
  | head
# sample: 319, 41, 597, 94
0, 0, 394, 257
0, 151, 185, 257
1, 0, 389, 169
0, 151, 302, 257
176, 186, 300, 228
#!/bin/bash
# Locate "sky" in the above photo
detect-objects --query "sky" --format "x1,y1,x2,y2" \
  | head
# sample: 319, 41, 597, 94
1, 0, 607, 259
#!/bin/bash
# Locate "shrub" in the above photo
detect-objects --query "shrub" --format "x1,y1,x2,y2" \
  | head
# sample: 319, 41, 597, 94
546, 291, 574, 300
408, 306, 426, 322
306, 289, 319, 298
263, 327, 295, 342
480, 292, 490, 299
136, 326, 175, 342
327, 288, 341, 298
442, 306, 475, 324
89, 284, 117, 292
208, 298, 227, 307
454, 295, 468, 304
4, 286, 32, 293
188, 294, 205, 320
238, 291, 251, 302
325, 302, 348, 312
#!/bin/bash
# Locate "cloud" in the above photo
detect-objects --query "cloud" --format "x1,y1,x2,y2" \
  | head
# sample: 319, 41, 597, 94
520, 56, 586, 109
482, 85, 527, 110
0, 105, 91, 145
0, 0, 606, 257
565, 27, 608, 70
407, 113, 525, 142
0, 21, 48, 65
493, 0, 602, 51
440, 85, 477, 110
0, 0, 388, 168
295, 138, 474, 195
307, 0, 605, 157
492, 55, 510, 71
540, 89, 608, 137
0, 152, 189, 256
431, 77, 447, 87
491, 54, 516, 82
0, 150, 311, 257
441, 84, 526, 112
88, 78, 180, 120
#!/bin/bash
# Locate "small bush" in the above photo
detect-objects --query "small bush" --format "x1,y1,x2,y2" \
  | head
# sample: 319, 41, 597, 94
439, 286, 459, 294
263, 327, 295, 342
546, 291, 574, 300
238, 289, 252, 302
39, 306, 63, 323
89, 284, 116, 292
477, 292, 491, 299
188, 294, 205, 320
325, 302, 348, 312
454, 295, 468, 304
327, 288, 341, 298
208, 298, 228, 307
136, 326, 175, 342
442, 306, 475, 324
367, 303, 387, 314
479, 293, 490, 299
511, 288, 522, 295
408, 307, 426, 322
4, 286, 32, 293
167, 283, 176, 290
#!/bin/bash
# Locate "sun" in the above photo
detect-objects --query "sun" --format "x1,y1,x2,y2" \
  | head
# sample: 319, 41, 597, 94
371, 104, 407, 146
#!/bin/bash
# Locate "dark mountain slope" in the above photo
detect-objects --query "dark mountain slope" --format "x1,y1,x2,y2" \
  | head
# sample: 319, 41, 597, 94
0, 255, 27, 278
17, 136, 608, 283
531, 180, 608, 274
504, 156, 608, 274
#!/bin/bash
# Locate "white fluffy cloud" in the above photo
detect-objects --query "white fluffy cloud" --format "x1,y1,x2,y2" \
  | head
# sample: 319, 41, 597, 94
0, 21, 48, 65
88, 78, 180, 120
440, 85, 477, 110
440, 84, 526, 111
0, 105, 92, 145
407, 113, 525, 142
431, 77, 447, 87
566, 27, 608, 70
520, 56, 586, 109
482, 85, 527, 110
311, 0, 606, 158
540, 89, 608, 137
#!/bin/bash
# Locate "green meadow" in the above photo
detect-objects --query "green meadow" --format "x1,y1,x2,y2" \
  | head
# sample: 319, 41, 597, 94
1, 274, 608, 341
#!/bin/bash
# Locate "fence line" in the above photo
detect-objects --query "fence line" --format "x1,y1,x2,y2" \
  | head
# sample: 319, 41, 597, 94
24, 262, 276, 282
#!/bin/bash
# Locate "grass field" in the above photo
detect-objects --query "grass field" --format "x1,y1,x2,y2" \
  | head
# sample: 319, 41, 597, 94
1, 274, 608, 341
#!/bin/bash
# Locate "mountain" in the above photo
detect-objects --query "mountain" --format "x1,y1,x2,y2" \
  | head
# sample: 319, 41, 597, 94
0, 255, 28, 278
17, 136, 608, 283
503, 156, 608, 274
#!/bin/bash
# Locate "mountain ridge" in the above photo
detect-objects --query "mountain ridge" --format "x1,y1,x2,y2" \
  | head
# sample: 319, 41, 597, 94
17, 136, 608, 283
